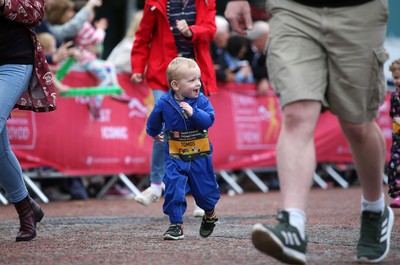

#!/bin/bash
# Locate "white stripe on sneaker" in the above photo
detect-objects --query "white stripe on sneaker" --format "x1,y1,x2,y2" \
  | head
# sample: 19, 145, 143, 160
281, 231, 302, 247
380, 215, 389, 243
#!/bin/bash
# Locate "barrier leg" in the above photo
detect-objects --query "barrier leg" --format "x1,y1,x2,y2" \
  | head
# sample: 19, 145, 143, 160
97, 174, 141, 198
0, 192, 8, 205
383, 173, 388, 184
324, 165, 349, 188
218, 170, 244, 194
96, 175, 119, 198
243, 169, 269, 192
118, 173, 141, 197
23, 173, 49, 203
313, 172, 328, 189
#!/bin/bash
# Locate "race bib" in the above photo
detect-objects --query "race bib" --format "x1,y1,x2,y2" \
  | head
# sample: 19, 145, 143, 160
168, 129, 211, 161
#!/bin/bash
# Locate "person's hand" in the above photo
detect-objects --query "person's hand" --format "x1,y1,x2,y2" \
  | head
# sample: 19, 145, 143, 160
70, 47, 81, 61
394, 116, 400, 125
224, 69, 236, 82
95, 18, 108, 30
54, 78, 70, 93
152, 132, 164, 142
240, 64, 252, 78
52, 41, 75, 63
256, 78, 270, 96
224, 1, 253, 35
180, 102, 193, 117
86, 0, 102, 9
84, 44, 100, 56
131, 73, 143, 83
176, 19, 193, 38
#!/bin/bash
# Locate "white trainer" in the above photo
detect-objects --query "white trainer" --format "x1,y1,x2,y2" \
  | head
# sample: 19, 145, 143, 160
134, 187, 161, 206
193, 203, 205, 217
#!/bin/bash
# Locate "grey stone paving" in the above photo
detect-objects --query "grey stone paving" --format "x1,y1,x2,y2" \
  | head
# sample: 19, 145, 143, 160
0, 187, 399, 265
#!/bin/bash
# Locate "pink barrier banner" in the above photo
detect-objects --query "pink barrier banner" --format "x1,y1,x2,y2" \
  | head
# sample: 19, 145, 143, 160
7, 72, 393, 175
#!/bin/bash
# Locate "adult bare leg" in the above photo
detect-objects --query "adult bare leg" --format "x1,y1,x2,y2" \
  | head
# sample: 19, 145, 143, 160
277, 100, 322, 211
338, 119, 384, 201
251, 100, 321, 264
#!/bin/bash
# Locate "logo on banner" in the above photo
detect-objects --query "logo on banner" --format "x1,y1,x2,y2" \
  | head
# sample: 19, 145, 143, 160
86, 156, 120, 165
124, 156, 147, 165
231, 93, 279, 150
128, 98, 148, 118
6, 110, 37, 149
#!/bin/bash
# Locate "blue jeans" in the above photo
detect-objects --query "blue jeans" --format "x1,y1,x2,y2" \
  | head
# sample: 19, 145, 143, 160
0, 64, 33, 203
150, 89, 166, 184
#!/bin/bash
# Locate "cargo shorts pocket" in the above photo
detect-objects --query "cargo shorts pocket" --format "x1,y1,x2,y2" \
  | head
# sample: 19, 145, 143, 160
368, 48, 389, 110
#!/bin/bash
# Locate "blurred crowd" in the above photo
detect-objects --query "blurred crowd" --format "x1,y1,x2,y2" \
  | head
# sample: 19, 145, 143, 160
30, 0, 272, 201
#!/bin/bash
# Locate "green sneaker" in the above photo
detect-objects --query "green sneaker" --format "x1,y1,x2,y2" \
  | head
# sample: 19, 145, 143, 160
251, 211, 307, 264
199, 214, 218, 238
163, 224, 184, 240
356, 206, 394, 263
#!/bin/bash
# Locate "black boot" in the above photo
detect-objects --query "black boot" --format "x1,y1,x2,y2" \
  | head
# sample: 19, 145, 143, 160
13, 196, 45, 242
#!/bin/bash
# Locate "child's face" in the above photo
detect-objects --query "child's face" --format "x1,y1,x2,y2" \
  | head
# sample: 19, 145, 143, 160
47, 38, 57, 55
172, 66, 202, 100
393, 69, 400, 92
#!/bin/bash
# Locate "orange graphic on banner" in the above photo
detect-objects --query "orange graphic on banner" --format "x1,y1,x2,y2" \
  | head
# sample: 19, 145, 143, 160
264, 96, 280, 143
139, 88, 154, 145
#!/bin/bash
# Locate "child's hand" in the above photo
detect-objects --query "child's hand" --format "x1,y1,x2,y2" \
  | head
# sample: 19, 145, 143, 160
52, 41, 74, 63
56, 82, 70, 93
131, 73, 143, 83
394, 116, 400, 125
179, 102, 193, 117
176, 20, 193, 38
87, 0, 102, 8
152, 132, 164, 142
240, 64, 252, 78
95, 18, 108, 30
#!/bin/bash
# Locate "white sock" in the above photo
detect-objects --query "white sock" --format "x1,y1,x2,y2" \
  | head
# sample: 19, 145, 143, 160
150, 182, 163, 197
285, 208, 307, 240
361, 193, 385, 214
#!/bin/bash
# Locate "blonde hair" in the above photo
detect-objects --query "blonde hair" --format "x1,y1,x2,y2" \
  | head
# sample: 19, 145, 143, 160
45, 0, 74, 25
389, 59, 400, 72
37, 32, 56, 54
166, 57, 199, 84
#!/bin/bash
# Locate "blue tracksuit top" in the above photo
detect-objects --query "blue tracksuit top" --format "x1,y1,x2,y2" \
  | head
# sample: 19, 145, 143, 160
146, 89, 215, 146
146, 89, 219, 224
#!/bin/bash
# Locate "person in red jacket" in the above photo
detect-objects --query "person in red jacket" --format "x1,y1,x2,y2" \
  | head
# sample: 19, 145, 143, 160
130, 0, 217, 213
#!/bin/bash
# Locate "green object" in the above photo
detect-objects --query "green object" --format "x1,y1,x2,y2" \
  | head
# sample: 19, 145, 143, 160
56, 57, 76, 81
59, 86, 123, 97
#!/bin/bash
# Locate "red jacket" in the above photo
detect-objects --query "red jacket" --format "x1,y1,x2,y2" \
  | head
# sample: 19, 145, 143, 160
131, 0, 217, 95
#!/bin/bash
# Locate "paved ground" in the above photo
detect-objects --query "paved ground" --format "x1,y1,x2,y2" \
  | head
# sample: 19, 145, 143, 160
0, 186, 399, 265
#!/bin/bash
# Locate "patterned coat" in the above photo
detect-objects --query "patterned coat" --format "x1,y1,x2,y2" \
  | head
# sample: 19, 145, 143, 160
2, 0, 56, 112
387, 91, 400, 198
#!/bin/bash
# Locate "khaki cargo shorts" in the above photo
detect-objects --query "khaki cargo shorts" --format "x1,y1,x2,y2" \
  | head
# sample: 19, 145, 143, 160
266, 0, 389, 122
